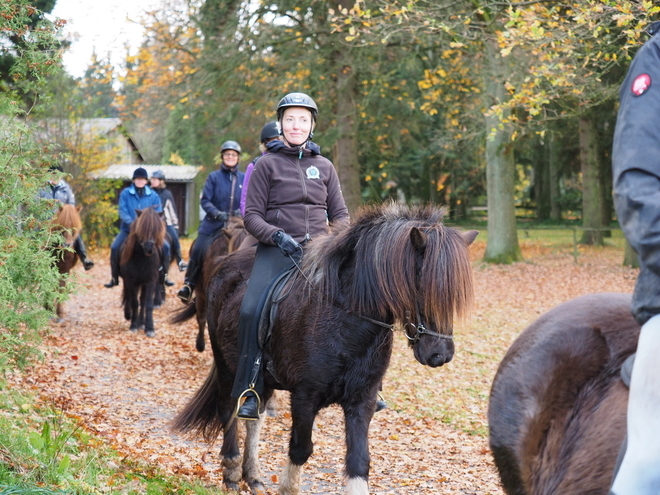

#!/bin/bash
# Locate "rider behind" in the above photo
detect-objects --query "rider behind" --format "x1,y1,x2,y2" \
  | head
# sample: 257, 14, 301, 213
176, 141, 245, 303
233, 92, 349, 420
104, 167, 166, 288
150, 170, 187, 285
39, 164, 94, 270
611, 20, 660, 495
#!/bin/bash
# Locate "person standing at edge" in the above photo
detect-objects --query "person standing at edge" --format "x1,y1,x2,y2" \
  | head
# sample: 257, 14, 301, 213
610, 20, 660, 495
150, 170, 187, 286
177, 141, 245, 303
39, 164, 95, 270
104, 167, 166, 288
232, 92, 350, 420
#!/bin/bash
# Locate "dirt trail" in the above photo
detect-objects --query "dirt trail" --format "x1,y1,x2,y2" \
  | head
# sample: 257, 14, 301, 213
15, 253, 504, 495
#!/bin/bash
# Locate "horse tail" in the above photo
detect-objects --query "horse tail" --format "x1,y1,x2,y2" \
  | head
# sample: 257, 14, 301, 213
171, 362, 229, 442
169, 301, 197, 324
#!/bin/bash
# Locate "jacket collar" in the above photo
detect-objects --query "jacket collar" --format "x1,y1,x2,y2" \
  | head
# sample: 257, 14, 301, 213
267, 139, 321, 156
129, 184, 153, 196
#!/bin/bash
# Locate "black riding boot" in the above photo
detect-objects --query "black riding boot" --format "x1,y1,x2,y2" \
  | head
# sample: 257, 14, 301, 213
73, 236, 94, 270
104, 249, 120, 288
177, 249, 200, 303
232, 244, 299, 420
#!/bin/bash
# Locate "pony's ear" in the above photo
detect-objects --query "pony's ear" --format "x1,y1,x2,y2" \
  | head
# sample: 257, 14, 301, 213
463, 230, 479, 246
410, 226, 427, 252
58, 204, 64, 212
135, 209, 143, 217
75, 204, 82, 213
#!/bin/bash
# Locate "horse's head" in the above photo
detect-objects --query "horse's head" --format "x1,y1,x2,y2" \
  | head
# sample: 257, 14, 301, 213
132, 207, 165, 256
310, 203, 477, 369
404, 225, 478, 368
52, 204, 82, 247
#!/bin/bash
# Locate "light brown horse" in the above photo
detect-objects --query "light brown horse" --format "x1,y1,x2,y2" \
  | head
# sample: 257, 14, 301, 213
51, 204, 82, 322
488, 293, 639, 495
172, 216, 247, 352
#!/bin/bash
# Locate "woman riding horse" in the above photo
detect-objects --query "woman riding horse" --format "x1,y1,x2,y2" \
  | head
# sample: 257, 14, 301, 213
233, 92, 349, 420
39, 164, 94, 271
104, 167, 169, 289
177, 141, 245, 303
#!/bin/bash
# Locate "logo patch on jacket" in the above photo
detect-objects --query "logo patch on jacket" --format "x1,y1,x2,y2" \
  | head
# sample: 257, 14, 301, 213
632, 74, 651, 96
306, 165, 320, 179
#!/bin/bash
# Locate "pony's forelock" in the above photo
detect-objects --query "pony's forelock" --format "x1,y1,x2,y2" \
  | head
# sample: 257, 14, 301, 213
302, 202, 473, 331
121, 208, 165, 264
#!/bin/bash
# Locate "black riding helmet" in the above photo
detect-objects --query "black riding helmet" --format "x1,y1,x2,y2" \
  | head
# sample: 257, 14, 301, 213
221, 140, 242, 154
133, 167, 148, 179
276, 93, 318, 123
260, 121, 280, 143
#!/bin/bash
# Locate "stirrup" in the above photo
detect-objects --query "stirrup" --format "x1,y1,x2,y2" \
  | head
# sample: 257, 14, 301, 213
235, 389, 261, 421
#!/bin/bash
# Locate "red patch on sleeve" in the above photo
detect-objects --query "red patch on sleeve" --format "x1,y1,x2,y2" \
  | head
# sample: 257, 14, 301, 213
632, 74, 652, 96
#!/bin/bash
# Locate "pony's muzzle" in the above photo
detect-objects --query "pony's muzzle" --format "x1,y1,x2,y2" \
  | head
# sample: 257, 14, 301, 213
413, 337, 454, 368
141, 240, 156, 256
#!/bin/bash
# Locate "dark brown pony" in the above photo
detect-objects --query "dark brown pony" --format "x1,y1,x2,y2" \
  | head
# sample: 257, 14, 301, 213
51, 204, 82, 322
488, 293, 639, 495
119, 207, 166, 337
172, 203, 477, 495
172, 215, 247, 352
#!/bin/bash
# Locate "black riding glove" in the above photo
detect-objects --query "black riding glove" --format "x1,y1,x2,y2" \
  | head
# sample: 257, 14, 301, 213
213, 211, 229, 222
272, 230, 302, 256
232, 209, 242, 217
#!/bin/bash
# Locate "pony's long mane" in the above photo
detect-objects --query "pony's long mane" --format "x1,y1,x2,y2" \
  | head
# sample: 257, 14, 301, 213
121, 207, 165, 265
51, 204, 82, 242
302, 202, 474, 331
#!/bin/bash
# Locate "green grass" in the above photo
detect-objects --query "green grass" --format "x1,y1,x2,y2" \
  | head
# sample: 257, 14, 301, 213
0, 384, 221, 495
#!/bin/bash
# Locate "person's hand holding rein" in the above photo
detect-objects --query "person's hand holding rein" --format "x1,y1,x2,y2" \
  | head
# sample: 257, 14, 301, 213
272, 230, 301, 256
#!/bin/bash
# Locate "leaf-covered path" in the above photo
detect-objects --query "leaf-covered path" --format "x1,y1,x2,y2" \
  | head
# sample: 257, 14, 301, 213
14, 239, 637, 494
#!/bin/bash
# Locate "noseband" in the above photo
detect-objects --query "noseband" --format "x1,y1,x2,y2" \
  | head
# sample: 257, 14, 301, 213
402, 310, 453, 344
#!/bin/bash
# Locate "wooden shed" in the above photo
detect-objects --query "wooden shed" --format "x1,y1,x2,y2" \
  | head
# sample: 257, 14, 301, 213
94, 164, 200, 236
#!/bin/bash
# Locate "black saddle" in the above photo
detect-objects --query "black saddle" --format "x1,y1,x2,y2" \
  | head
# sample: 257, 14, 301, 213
256, 265, 298, 349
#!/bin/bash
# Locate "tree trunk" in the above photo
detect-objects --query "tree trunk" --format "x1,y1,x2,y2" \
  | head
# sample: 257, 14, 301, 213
483, 37, 522, 264
623, 239, 639, 268
548, 129, 561, 221
579, 115, 605, 245
331, 59, 362, 215
534, 136, 550, 221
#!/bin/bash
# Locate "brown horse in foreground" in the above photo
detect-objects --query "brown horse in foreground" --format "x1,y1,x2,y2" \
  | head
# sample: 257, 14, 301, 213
488, 293, 639, 495
51, 204, 82, 322
173, 216, 247, 352
172, 203, 477, 495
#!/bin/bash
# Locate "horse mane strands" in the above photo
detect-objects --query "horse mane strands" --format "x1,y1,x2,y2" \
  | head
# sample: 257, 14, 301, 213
52, 204, 82, 238
305, 201, 473, 331
121, 208, 165, 265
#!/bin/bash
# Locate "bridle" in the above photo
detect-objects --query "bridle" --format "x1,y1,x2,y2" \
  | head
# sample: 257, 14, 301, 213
288, 254, 453, 343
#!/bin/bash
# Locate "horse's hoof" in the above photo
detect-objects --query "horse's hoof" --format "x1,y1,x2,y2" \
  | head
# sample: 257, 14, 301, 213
129, 326, 138, 333
196, 338, 205, 352
224, 482, 240, 491
248, 480, 265, 495
145, 330, 155, 338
